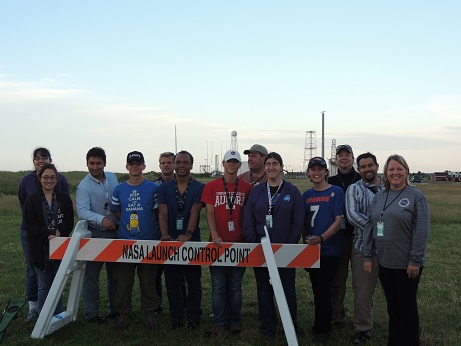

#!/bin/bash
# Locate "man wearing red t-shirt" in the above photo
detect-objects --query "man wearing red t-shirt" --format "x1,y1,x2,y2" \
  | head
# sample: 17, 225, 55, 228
201, 150, 252, 336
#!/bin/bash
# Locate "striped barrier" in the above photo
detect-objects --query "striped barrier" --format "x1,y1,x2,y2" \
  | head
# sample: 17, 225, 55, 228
50, 237, 320, 268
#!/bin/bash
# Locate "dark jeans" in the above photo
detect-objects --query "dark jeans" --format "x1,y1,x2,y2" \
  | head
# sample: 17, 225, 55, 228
379, 265, 423, 346
20, 228, 38, 302
210, 266, 246, 325
164, 264, 202, 324
83, 228, 118, 319
307, 256, 340, 334
254, 267, 298, 334
331, 233, 353, 323
35, 260, 62, 314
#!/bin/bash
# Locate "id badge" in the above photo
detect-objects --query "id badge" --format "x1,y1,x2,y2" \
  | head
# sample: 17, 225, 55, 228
340, 217, 346, 229
176, 217, 183, 231
377, 221, 384, 237
265, 215, 273, 228
228, 221, 235, 232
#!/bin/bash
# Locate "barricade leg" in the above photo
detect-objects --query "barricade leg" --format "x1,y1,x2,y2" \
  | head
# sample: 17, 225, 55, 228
261, 226, 298, 346
31, 221, 91, 339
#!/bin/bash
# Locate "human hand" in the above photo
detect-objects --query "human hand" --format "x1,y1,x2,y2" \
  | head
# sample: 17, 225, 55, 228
176, 234, 191, 242
160, 235, 173, 241
102, 217, 117, 230
364, 262, 373, 274
407, 265, 420, 279
212, 235, 223, 247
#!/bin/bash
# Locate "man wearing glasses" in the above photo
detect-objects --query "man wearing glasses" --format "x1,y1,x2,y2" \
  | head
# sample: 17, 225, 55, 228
76, 147, 119, 324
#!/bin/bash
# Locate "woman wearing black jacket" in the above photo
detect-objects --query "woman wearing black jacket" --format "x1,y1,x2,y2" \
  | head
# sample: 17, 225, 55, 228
23, 163, 74, 313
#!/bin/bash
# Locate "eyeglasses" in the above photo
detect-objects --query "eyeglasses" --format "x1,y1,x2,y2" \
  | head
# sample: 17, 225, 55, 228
41, 176, 57, 181
34, 156, 50, 161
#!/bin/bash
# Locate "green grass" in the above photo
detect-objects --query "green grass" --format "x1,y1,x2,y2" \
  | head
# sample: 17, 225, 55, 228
1, 173, 460, 345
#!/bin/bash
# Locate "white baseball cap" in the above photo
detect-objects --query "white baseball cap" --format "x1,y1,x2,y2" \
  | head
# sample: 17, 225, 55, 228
223, 150, 241, 162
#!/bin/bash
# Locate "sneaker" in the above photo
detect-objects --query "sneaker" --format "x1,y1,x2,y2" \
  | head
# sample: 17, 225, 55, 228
206, 325, 226, 337
352, 331, 371, 344
144, 312, 157, 331
87, 315, 107, 324
25, 309, 39, 323
228, 323, 242, 335
114, 314, 130, 330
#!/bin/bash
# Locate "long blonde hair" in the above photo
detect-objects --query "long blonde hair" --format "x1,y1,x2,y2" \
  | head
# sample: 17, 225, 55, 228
382, 154, 410, 190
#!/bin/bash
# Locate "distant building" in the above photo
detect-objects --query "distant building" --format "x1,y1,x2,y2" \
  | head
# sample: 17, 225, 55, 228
432, 172, 449, 181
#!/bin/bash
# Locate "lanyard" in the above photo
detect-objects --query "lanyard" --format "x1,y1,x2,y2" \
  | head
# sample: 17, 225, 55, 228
99, 177, 110, 213
250, 171, 266, 186
222, 177, 239, 219
174, 177, 192, 214
267, 180, 283, 214
380, 185, 407, 221
42, 191, 56, 231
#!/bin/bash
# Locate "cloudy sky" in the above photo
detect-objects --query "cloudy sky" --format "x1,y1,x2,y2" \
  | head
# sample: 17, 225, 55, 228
1, 1, 460, 174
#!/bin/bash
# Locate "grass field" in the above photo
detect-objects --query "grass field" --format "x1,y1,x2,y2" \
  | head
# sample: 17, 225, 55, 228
1, 171, 460, 345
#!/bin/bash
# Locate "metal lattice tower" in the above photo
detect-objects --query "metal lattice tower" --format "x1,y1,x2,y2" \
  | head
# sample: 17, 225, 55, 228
329, 139, 337, 175
303, 131, 317, 171
330, 139, 336, 162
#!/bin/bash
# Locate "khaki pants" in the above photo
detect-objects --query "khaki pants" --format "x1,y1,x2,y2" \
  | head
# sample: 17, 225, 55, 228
351, 248, 379, 332
114, 262, 160, 315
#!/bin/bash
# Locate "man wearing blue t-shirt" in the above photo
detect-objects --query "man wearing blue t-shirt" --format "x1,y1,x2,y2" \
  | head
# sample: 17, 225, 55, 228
158, 150, 204, 330
110, 151, 161, 331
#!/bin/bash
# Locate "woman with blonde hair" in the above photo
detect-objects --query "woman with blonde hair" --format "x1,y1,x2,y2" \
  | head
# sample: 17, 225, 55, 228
363, 154, 430, 346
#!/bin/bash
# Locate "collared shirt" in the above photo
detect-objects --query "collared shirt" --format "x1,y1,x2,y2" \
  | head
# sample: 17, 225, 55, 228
345, 179, 384, 252
76, 171, 119, 231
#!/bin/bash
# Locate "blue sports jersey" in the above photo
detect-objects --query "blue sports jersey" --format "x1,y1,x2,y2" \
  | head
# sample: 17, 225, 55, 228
303, 185, 345, 256
111, 179, 159, 240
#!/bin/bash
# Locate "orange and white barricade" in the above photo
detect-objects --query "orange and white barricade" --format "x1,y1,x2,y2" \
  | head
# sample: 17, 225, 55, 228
32, 220, 320, 344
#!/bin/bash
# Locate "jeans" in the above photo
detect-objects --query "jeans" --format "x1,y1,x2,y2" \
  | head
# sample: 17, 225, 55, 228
379, 265, 423, 346
20, 228, 38, 302
164, 264, 202, 324
308, 256, 340, 334
210, 266, 246, 325
254, 267, 298, 334
35, 260, 62, 314
83, 228, 118, 319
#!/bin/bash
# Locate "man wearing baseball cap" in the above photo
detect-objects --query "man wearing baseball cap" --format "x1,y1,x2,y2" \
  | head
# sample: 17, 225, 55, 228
110, 150, 161, 330
201, 150, 252, 336
328, 144, 360, 328
238, 144, 268, 186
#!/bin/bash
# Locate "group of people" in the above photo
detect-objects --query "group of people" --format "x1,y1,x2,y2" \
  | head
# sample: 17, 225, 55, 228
18, 143, 429, 345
